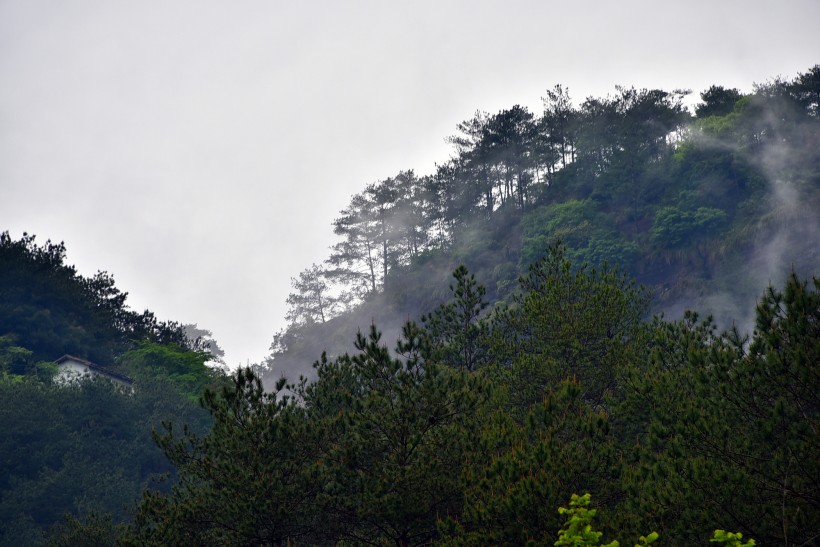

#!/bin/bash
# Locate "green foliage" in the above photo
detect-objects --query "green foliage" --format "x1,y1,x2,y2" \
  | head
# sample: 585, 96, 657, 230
710, 529, 756, 547
440, 381, 615, 546
303, 324, 487, 545
706, 272, 820, 543
617, 274, 819, 544
266, 65, 820, 402
130, 326, 487, 545
555, 493, 620, 547
9, 67, 820, 545
0, 232, 190, 364
493, 242, 647, 409
554, 494, 752, 547
45, 511, 124, 547
125, 369, 317, 545
651, 205, 728, 248
696, 86, 743, 119
0, 334, 34, 377
0, 232, 227, 545
0, 371, 209, 547
119, 268, 818, 545
119, 341, 222, 401
422, 265, 490, 370
0, 335, 62, 384
521, 201, 639, 274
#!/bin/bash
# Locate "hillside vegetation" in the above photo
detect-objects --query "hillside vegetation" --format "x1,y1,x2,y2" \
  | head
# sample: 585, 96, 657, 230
262, 66, 819, 385
119, 252, 819, 545
0, 233, 225, 546
1, 67, 817, 545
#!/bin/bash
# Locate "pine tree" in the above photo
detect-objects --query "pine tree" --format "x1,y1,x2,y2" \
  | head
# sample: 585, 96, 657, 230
422, 265, 489, 371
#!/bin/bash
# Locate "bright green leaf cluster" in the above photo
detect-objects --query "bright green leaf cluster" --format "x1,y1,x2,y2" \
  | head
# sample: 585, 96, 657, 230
710, 529, 756, 546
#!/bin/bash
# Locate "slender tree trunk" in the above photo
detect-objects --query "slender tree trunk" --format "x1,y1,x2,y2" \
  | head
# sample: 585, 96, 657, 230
365, 239, 377, 293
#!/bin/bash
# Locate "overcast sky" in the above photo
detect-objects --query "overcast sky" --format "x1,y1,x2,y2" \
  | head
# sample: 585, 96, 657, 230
2, 0, 818, 367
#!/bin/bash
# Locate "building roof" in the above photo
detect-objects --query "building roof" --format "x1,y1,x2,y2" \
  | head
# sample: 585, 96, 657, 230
54, 354, 134, 385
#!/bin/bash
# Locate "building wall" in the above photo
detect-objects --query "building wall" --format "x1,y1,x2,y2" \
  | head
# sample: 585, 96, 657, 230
55, 359, 133, 391
55, 360, 91, 384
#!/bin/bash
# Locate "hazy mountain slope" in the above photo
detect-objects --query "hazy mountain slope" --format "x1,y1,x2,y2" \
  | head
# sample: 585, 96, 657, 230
260, 67, 820, 388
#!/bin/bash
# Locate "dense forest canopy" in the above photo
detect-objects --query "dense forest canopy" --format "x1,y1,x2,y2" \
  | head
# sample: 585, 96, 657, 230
1, 66, 818, 545
262, 66, 819, 385
0, 231, 194, 365
116, 256, 820, 545
0, 232, 226, 546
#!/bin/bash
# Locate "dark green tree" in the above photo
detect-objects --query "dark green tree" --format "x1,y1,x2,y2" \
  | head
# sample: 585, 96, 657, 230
119, 341, 223, 402
695, 85, 743, 118
0, 369, 209, 547
439, 381, 616, 546
0, 231, 190, 364
484, 105, 538, 209
448, 110, 495, 217
422, 265, 489, 371
46, 512, 124, 547
618, 274, 819, 544
126, 369, 319, 546
541, 84, 577, 171
302, 324, 486, 545
788, 64, 820, 116
706, 273, 819, 544
492, 242, 647, 410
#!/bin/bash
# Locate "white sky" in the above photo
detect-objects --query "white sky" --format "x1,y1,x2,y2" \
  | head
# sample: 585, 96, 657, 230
2, 0, 818, 367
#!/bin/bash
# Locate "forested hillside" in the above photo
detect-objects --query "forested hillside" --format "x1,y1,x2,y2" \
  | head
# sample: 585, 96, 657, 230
0, 233, 226, 546
262, 66, 819, 386
1, 67, 817, 546
112, 250, 818, 545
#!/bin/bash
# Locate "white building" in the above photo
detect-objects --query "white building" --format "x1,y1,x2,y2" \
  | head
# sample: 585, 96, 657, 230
54, 354, 134, 391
